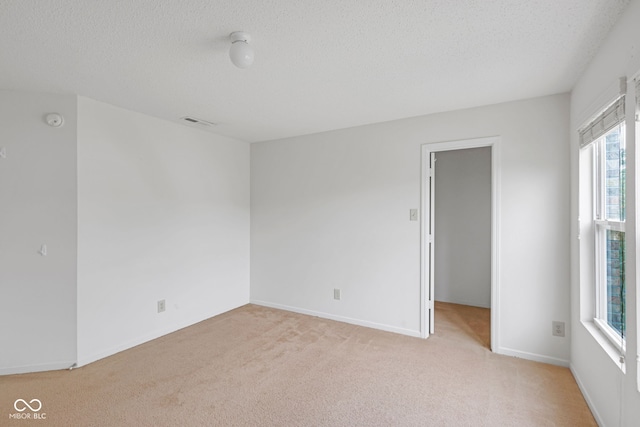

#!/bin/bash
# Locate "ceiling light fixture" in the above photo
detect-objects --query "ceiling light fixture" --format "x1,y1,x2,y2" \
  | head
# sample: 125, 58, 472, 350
229, 31, 254, 69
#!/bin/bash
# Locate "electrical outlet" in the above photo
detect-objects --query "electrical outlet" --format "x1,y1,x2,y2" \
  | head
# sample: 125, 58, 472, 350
552, 321, 565, 337
157, 299, 166, 313
334, 288, 341, 300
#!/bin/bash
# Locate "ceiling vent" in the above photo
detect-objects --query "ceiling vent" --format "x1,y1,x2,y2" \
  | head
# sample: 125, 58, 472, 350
180, 116, 217, 128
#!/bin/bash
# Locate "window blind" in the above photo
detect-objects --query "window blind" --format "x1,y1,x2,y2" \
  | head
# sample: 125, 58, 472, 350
579, 96, 626, 149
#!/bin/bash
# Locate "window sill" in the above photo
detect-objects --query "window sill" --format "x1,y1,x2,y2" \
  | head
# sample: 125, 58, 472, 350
593, 318, 626, 353
582, 320, 626, 373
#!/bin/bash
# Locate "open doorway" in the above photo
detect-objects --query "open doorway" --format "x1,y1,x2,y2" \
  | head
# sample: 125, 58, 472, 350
434, 147, 491, 349
420, 137, 500, 352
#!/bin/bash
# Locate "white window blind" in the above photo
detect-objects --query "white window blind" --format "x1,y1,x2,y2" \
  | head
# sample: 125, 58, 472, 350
579, 96, 626, 149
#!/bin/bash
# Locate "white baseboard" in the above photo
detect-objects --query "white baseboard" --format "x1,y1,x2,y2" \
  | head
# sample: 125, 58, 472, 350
77, 327, 177, 368
77, 302, 247, 368
495, 346, 570, 367
434, 298, 491, 309
2, 304, 245, 374
570, 363, 605, 427
250, 299, 422, 338
0, 361, 75, 376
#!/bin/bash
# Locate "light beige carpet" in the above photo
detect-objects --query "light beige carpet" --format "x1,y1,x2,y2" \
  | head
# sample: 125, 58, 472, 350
1, 302, 595, 426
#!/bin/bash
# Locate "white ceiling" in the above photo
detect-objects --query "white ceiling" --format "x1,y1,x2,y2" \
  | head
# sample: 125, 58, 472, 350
0, 0, 630, 142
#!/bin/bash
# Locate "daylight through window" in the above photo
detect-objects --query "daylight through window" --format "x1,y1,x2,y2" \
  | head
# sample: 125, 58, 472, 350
593, 123, 626, 347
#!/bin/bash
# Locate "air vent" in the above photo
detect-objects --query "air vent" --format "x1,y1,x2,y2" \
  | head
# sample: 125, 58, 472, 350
180, 116, 217, 128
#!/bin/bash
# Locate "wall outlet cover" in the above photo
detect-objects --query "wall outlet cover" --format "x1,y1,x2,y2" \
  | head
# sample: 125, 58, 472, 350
552, 321, 565, 337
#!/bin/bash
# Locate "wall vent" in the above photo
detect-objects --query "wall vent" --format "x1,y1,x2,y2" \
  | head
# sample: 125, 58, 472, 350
180, 116, 217, 128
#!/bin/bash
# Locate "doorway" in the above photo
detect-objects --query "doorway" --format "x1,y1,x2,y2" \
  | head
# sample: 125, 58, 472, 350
420, 137, 500, 352
434, 147, 491, 347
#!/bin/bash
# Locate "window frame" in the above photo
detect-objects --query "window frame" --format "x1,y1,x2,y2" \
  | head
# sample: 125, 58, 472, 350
591, 124, 627, 353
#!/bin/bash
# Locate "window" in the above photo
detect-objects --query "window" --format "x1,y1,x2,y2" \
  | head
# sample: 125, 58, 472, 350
579, 93, 627, 355
592, 124, 626, 349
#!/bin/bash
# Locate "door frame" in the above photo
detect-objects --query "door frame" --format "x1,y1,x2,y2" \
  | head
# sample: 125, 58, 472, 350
420, 136, 501, 352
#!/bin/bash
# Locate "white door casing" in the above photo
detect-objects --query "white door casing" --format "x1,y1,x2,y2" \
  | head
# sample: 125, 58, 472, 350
420, 136, 500, 352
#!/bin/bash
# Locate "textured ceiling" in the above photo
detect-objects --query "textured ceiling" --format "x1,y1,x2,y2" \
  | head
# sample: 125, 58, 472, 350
0, 0, 630, 142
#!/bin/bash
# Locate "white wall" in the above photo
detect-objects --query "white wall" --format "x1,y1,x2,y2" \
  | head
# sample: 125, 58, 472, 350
251, 93, 571, 364
570, 0, 640, 425
434, 147, 491, 308
0, 90, 77, 374
76, 97, 250, 366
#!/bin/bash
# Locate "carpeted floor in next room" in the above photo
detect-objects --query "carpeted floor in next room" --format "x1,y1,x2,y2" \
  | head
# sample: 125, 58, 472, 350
1, 302, 595, 426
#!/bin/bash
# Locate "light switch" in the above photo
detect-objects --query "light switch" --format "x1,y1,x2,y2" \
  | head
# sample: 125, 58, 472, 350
410, 209, 418, 221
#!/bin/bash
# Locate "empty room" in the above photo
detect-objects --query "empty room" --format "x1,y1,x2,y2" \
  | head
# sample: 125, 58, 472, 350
2, 1, 640, 425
